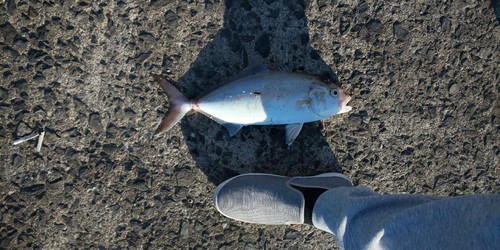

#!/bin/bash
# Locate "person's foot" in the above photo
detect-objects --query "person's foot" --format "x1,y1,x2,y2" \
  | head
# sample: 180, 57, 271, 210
213, 173, 353, 225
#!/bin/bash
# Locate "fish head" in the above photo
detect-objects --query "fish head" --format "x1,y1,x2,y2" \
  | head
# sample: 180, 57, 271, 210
336, 88, 352, 114
309, 84, 352, 117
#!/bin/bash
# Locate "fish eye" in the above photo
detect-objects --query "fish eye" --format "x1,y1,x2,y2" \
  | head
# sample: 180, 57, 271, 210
330, 89, 339, 97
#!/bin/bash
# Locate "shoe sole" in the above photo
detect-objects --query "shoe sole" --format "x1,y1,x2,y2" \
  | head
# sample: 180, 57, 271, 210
213, 172, 351, 221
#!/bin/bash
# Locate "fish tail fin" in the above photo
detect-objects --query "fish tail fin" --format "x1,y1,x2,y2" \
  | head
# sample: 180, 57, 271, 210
152, 74, 192, 135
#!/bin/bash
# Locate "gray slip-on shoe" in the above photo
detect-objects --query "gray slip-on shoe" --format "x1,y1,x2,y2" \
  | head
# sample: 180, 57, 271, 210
213, 173, 352, 225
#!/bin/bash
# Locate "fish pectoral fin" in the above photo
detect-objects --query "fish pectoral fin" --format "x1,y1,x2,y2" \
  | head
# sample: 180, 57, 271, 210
222, 123, 244, 137
296, 99, 311, 107
285, 123, 304, 145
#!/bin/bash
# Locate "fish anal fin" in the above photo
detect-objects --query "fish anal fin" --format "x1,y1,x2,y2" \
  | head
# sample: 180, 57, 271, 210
222, 123, 244, 137
201, 113, 244, 137
285, 123, 304, 145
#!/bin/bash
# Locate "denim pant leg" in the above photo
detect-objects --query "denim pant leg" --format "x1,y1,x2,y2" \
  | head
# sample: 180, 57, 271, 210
312, 187, 500, 250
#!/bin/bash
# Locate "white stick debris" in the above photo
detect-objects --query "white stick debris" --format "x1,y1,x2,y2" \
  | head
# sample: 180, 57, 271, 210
36, 131, 45, 153
13, 132, 39, 145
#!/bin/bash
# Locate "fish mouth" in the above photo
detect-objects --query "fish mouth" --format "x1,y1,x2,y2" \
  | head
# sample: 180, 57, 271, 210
338, 93, 352, 114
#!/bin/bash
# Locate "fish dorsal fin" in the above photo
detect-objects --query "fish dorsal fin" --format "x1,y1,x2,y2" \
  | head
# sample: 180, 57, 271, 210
224, 63, 269, 83
285, 123, 304, 145
275, 64, 292, 72
237, 63, 269, 78
246, 62, 270, 74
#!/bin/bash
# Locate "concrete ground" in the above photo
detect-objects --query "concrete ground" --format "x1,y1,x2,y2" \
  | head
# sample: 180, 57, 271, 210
1, 0, 498, 249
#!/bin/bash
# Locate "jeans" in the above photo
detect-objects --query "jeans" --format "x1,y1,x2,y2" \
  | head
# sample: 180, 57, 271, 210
312, 187, 500, 250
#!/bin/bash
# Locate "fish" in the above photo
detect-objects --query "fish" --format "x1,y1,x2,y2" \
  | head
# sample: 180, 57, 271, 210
152, 64, 352, 145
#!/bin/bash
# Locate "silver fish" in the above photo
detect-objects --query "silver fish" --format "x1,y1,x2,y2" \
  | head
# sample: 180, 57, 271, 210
153, 64, 352, 145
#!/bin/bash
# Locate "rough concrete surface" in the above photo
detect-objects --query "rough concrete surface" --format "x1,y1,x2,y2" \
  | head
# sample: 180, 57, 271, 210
0, 0, 498, 249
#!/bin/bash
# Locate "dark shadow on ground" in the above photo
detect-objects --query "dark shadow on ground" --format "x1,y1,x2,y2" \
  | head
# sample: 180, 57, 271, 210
491, 0, 500, 19
162, 0, 344, 184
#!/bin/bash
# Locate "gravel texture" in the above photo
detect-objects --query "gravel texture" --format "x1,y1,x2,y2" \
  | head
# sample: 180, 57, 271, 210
1, 0, 499, 249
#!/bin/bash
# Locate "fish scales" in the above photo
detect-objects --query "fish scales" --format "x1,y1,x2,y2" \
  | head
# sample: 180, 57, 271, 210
197, 72, 328, 125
